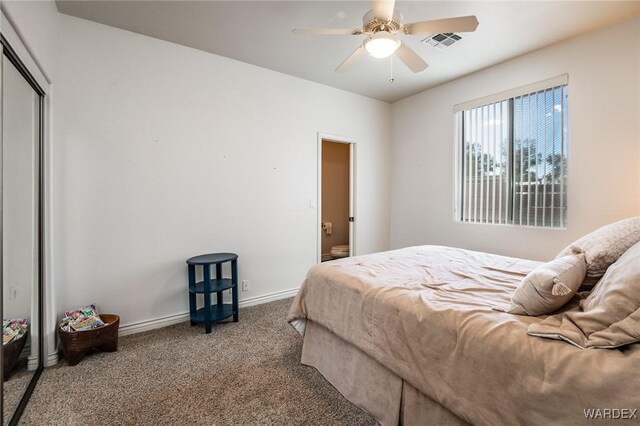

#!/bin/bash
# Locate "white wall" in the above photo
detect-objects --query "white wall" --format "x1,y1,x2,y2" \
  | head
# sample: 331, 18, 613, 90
2, 1, 391, 328
47, 15, 390, 327
1, 1, 59, 83
391, 17, 640, 261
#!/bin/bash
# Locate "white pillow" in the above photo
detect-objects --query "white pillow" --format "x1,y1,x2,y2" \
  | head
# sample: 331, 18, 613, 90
529, 242, 640, 349
506, 254, 586, 316
555, 216, 640, 286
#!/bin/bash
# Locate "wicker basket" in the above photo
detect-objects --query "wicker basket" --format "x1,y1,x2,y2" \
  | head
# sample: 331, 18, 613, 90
58, 314, 120, 366
3, 331, 28, 381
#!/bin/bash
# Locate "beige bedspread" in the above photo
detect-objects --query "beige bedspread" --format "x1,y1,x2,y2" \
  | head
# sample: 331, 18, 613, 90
288, 246, 640, 425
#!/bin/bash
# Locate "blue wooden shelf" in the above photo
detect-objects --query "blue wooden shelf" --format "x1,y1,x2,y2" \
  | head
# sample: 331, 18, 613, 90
187, 252, 239, 333
187, 253, 238, 265
190, 304, 236, 324
189, 278, 235, 294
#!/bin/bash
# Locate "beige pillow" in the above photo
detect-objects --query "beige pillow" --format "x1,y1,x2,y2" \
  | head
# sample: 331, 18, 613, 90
555, 216, 640, 284
529, 241, 640, 349
505, 254, 586, 316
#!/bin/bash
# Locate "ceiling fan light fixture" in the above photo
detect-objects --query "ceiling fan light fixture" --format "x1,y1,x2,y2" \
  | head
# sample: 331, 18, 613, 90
364, 32, 400, 58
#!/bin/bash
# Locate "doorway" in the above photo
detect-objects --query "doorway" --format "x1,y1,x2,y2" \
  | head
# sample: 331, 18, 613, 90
318, 134, 355, 263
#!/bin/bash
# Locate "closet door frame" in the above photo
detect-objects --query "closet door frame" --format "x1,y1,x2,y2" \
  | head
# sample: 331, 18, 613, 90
0, 8, 52, 425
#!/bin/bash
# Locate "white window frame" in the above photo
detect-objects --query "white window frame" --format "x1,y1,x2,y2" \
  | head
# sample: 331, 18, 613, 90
452, 75, 569, 229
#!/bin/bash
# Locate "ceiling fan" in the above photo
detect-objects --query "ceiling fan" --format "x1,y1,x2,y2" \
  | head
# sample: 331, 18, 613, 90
293, 0, 478, 73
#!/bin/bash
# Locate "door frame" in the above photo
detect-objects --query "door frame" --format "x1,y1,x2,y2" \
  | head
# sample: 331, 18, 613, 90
317, 132, 357, 264
1, 8, 54, 425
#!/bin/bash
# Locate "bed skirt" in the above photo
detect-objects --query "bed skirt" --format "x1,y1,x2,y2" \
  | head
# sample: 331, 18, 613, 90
301, 320, 469, 426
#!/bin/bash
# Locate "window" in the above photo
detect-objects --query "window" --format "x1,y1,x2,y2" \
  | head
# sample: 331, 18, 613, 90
457, 77, 568, 228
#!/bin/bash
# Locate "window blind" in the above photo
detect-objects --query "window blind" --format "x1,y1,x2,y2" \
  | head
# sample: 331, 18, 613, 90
459, 82, 568, 228
453, 74, 568, 112
461, 100, 510, 225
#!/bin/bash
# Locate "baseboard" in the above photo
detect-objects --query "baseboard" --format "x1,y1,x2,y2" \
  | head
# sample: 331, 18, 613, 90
119, 311, 190, 337
27, 355, 39, 371
118, 286, 299, 337
236, 287, 299, 308
44, 351, 59, 367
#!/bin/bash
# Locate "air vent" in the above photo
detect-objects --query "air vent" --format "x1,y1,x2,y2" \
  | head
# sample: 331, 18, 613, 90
422, 33, 463, 50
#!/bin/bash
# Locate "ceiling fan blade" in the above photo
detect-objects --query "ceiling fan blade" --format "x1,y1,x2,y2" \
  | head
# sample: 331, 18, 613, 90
403, 15, 479, 35
395, 43, 428, 73
292, 28, 362, 36
372, 0, 396, 21
335, 45, 366, 73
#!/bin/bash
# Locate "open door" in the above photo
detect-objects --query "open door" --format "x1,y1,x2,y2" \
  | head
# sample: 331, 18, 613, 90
317, 134, 356, 263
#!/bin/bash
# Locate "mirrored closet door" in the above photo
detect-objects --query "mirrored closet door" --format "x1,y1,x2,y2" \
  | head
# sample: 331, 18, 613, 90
1, 36, 44, 425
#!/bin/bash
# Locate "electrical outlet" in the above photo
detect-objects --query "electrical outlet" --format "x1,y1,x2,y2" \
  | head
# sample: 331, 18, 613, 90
242, 280, 250, 292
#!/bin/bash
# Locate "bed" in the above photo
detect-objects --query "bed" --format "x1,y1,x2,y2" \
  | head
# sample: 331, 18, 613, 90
287, 245, 640, 425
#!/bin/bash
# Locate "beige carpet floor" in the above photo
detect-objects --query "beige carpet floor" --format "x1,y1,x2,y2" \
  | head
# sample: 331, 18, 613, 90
18, 298, 377, 425
4, 366, 33, 424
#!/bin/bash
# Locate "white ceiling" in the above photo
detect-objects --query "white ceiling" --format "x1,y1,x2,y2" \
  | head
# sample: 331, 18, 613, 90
55, 1, 640, 102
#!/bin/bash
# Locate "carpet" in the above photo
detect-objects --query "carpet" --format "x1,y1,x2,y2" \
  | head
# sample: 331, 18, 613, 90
18, 298, 377, 425
3, 366, 33, 424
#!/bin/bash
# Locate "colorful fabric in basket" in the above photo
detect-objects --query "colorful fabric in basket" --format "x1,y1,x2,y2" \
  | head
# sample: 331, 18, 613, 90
60, 304, 105, 332
3, 318, 28, 345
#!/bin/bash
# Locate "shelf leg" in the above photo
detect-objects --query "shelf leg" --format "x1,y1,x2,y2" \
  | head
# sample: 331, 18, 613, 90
232, 259, 239, 322
204, 264, 212, 333
188, 265, 196, 326
216, 263, 223, 306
